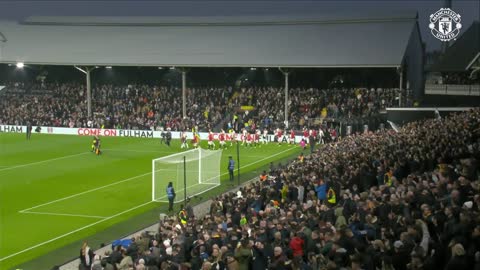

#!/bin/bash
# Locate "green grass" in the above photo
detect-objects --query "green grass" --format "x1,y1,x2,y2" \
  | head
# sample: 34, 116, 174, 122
0, 133, 302, 269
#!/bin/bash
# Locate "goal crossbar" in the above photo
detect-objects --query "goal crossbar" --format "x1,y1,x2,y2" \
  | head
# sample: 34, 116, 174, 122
152, 148, 222, 202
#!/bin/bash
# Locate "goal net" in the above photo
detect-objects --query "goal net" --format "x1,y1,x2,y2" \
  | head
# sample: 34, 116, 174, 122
152, 148, 222, 202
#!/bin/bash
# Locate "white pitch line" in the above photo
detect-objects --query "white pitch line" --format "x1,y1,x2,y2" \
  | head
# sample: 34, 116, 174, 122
0, 201, 153, 262
2, 146, 298, 262
102, 148, 175, 154
20, 211, 108, 219
18, 172, 151, 213
0, 152, 91, 173
229, 146, 297, 173
19, 146, 296, 213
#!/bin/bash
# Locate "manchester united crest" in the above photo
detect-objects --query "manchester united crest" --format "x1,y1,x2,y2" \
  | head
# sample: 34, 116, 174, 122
429, 8, 462, 42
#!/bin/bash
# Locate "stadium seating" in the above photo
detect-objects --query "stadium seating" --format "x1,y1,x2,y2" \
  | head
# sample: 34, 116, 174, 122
0, 82, 399, 132
89, 109, 479, 270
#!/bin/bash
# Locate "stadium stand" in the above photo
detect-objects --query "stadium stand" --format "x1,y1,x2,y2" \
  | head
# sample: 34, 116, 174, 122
0, 82, 398, 132
69, 109, 480, 270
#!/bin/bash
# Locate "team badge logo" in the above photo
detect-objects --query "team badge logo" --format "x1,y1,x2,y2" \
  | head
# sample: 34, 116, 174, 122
429, 8, 462, 41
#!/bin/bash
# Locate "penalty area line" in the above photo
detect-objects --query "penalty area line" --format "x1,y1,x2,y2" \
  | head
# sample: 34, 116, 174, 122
2, 146, 298, 262
102, 148, 176, 154
19, 172, 151, 213
0, 201, 153, 262
19, 211, 109, 219
0, 152, 91, 173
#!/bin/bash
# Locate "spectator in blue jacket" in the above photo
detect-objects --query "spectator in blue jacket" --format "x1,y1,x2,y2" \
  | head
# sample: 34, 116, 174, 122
315, 179, 327, 202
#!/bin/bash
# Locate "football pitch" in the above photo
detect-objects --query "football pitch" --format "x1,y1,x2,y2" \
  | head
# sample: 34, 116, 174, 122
0, 133, 302, 269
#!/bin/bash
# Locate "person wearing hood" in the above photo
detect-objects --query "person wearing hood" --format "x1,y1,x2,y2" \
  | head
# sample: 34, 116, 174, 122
335, 207, 347, 229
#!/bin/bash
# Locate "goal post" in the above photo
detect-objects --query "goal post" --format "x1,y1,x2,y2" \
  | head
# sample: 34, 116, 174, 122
152, 148, 222, 203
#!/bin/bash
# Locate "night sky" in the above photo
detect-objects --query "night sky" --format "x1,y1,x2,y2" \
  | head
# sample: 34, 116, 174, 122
0, 0, 478, 52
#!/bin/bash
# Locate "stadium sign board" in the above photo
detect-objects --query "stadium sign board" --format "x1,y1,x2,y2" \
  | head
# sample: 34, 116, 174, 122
0, 125, 306, 142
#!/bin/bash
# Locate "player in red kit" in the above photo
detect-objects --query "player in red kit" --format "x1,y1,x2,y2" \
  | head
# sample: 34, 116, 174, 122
207, 130, 215, 149
303, 128, 309, 142
246, 132, 253, 147
191, 132, 200, 148
289, 130, 296, 144
218, 130, 226, 149
254, 129, 261, 147
276, 128, 283, 145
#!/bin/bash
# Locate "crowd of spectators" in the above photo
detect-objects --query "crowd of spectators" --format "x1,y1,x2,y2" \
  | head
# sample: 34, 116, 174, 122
0, 82, 398, 132
91, 109, 480, 270
441, 73, 477, 85
231, 87, 398, 130
0, 82, 231, 131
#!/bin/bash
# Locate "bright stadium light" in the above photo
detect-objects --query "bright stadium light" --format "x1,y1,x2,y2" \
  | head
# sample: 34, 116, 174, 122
250, 67, 256, 70
16, 62, 24, 68
106, 66, 112, 69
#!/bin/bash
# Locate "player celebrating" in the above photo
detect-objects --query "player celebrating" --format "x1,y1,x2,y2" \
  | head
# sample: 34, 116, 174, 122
191, 132, 200, 149
318, 127, 324, 144
289, 129, 296, 144
241, 128, 248, 145
262, 128, 268, 144
218, 129, 226, 149
180, 130, 189, 149
254, 129, 261, 147
302, 127, 309, 142
207, 130, 215, 150
276, 128, 283, 145
246, 131, 253, 147
229, 129, 236, 146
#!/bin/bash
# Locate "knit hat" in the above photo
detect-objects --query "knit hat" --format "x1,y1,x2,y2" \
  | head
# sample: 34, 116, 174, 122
163, 239, 171, 247
463, 201, 473, 209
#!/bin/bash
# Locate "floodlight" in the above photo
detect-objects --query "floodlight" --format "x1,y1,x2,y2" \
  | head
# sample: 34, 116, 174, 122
106, 66, 112, 69
16, 62, 24, 68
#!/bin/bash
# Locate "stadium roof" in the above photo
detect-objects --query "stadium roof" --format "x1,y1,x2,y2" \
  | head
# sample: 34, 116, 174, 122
0, 13, 421, 67
431, 21, 480, 72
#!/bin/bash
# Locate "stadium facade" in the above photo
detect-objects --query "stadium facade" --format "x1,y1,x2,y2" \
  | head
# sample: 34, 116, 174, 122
0, 12, 424, 98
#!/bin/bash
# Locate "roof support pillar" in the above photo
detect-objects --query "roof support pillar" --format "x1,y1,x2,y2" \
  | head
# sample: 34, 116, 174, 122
181, 69, 187, 119
398, 67, 403, 107
86, 68, 92, 118
279, 68, 290, 129
75, 66, 98, 119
